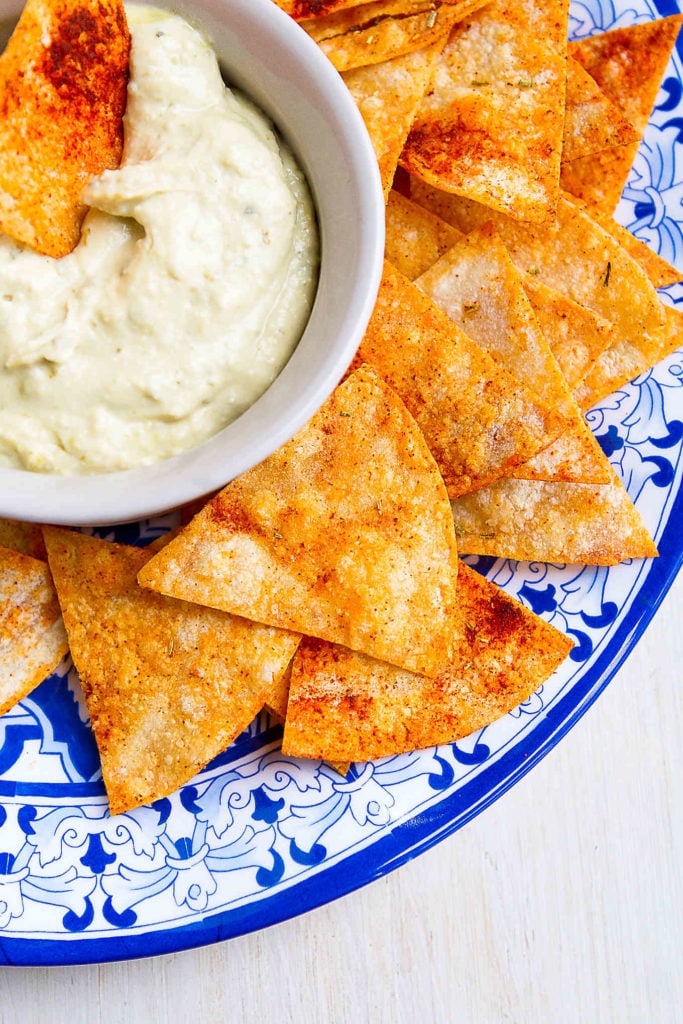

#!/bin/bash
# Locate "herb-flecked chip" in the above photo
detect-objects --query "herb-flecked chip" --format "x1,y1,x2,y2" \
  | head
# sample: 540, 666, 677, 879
44, 528, 300, 816
0, 0, 130, 257
138, 367, 460, 678
281, 562, 573, 762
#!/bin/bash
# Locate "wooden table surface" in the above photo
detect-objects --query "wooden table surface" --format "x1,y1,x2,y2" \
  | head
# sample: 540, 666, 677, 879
0, 571, 681, 1024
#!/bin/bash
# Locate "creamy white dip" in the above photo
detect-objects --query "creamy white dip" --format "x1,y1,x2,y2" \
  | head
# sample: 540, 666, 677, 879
0, 5, 319, 474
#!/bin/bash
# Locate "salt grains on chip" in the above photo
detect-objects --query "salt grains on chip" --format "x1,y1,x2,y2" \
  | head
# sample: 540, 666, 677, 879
44, 528, 300, 816
282, 563, 573, 763
138, 367, 460, 679
0, 0, 130, 257
0, 544, 68, 717
400, 0, 567, 223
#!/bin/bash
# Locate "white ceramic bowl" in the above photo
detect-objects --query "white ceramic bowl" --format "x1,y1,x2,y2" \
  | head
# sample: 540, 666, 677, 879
0, 0, 384, 525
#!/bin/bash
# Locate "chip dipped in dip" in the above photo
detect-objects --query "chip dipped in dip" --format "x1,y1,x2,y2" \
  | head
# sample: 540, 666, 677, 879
0, 4, 319, 474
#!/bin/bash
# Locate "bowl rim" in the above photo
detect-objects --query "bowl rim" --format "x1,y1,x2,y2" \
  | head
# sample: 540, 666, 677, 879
0, 0, 385, 526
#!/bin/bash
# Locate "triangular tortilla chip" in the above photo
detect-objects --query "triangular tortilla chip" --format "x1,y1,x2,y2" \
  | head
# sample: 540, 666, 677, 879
0, 517, 47, 560
508, 420, 611, 484
0, 0, 130, 257
0, 544, 67, 717
400, 0, 568, 223
44, 527, 300, 815
415, 223, 575, 414
451, 470, 658, 564
571, 200, 681, 289
385, 188, 463, 279
303, 0, 481, 72
139, 367, 460, 678
561, 16, 683, 212
357, 261, 568, 496
562, 56, 638, 163
343, 37, 447, 196
409, 183, 667, 342
282, 562, 573, 762
575, 302, 683, 410
522, 275, 617, 388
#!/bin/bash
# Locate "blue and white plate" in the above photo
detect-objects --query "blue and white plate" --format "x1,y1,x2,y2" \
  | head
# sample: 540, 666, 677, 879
1, 0, 682, 967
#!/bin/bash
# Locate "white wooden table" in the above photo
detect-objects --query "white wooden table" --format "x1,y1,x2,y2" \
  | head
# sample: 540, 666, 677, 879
1, 572, 681, 1024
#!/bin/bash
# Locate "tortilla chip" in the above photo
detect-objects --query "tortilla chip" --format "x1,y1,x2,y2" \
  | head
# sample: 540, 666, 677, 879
573, 202, 681, 289
508, 418, 611, 484
0, 0, 129, 257
304, 0, 478, 72
400, 0, 568, 223
0, 544, 67, 717
415, 223, 575, 414
562, 16, 683, 212
282, 562, 573, 762
0, 517, 47, 560
343, 37, 447, 196
358, 261, 568, 496
409, 184, 666, 342
451, 469, 658, 564
139, 367, 459, 678
575, 302, 683, 410
385, 189, 463, 279
522, 275, 617, 388
44, 527, 300, 816
562, 57, 638, 163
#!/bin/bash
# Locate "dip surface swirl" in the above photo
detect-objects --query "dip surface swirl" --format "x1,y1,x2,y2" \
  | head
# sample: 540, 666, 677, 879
0, 5, 319, 474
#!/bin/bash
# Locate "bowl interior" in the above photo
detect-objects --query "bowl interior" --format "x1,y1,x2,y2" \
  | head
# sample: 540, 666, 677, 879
0, 0, 384, 525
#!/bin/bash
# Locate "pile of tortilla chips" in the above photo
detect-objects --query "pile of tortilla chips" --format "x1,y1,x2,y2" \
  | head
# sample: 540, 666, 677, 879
0, 0, 681, 816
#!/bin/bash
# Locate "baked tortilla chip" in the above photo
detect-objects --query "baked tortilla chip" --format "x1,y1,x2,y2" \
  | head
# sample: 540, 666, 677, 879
575, 302, 683, 410
409, 184, 667, 341
562, 56, 638, 162
522, 275, 617, 388
573, 201, 681, 289
415, 223, 575, 414
343, 37, 447, 195
303, 0, 478, 72
509, 420, 611, 485
0, 544, 67, 717
562, 16, 683, 212
358, 261, 568, 496
451, 470, 658, 564
0, 0, 130, 257
400, 0, 568, 223
0, 517, 47, 560
282, 563, 573, 762
385, 189, 462, 279
139, 367, 459, 678
44, 527, 300, 816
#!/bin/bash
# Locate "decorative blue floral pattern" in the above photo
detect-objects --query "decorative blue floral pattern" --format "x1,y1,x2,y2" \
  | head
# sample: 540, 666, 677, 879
1, 0, 683, 966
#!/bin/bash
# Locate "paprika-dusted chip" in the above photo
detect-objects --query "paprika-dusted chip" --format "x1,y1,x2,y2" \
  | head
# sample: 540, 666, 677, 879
385, 189, 462, 279
139, 367, 460, 678
44, 528, 300, 816
522, 275, 617, 389
409, 184, 667, 342
282, 563, 573, 763
508, 421, 611, 485
273, 0, 377, 19
358, 261, 568, 496
0, 0, 130, 257
0, 544, 67, 717
451, 469, 658, 565
343, 36, 448, 196
562, 56, 638, 163
561, 15, 683, 212
302, 0, 479, 72
0, 517, 47, 560
400, 0, 568, 223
